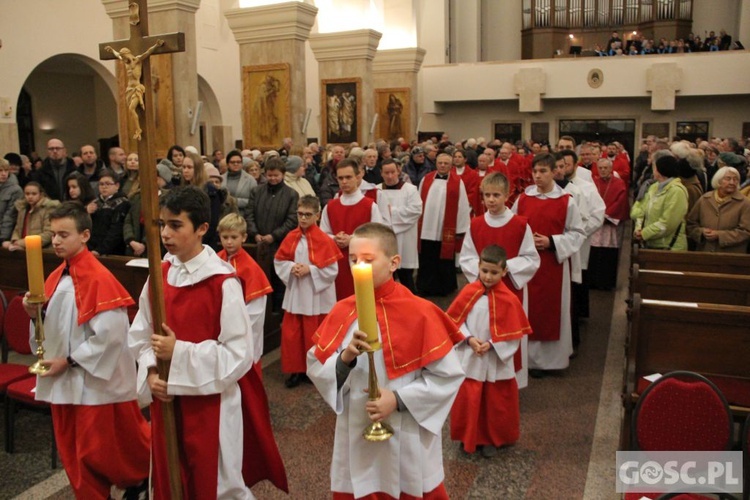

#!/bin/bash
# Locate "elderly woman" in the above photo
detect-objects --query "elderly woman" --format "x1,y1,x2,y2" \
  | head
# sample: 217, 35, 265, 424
283, 155, 316, 198
631, 155, 689, 251
686, 166, 750, 253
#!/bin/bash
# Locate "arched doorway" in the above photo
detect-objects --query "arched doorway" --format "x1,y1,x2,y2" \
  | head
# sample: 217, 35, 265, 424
19, 54, 118, 157
197, 74, 224, 156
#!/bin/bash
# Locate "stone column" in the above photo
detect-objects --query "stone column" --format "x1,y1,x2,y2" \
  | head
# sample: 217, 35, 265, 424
225, 2, 317, 150
309, 30, 382, 146
372, 48, 425, 142
102, 0, 200, 157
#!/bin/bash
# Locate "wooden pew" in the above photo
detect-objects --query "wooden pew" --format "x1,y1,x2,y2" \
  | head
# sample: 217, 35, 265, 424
620, 294, 750, 450
0, 246, 281, 354
632, 244, 750, 275
630, 265, 750, 306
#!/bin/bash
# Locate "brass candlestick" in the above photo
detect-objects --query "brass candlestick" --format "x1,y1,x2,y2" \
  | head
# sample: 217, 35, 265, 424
27, 298, 49, 375
362, 350, 394, 442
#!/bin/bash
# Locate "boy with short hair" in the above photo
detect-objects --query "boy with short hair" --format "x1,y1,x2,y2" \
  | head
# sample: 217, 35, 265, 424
459, 172, 539, 388
307, 222, 465, 499
447, 245, 532, 458
129, 185, 285, 498
274, 195, 342, 388
23, 202, 150, 499
320, 159, 382, 300
512, 154, 585, 377
88, 169, 130, 256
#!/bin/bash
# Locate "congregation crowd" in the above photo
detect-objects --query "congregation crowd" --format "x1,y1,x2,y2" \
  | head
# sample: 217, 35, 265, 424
2, 129, 750, 498
592, 28, 743, 56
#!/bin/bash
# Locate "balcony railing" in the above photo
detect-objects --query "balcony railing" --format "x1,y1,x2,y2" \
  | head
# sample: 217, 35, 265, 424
522, 0, 692, 29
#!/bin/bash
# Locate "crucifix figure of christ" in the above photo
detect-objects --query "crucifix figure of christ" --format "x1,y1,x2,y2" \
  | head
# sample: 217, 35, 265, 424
99, 1, 185, 498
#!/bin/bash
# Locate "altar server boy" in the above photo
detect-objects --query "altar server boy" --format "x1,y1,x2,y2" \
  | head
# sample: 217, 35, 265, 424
24, 202, 150, 499
448, 245, 532, 457
307, 222, 465, 499
274, 195, 342, 388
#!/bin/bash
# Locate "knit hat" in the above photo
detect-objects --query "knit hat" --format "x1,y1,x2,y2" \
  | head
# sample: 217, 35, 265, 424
205, 164, 221, 179
285, 155, 303, 174
156, 159, 173, 183
719, 152, 744, 167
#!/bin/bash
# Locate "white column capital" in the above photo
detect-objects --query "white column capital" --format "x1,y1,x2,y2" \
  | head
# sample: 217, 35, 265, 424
373, 47, 426, 73
101, 0, 201, 19
225, 2, 318, 44
309, 29, 382, 62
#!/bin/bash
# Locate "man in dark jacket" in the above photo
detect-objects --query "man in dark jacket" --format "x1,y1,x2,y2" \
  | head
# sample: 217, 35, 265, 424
33, 138, 76, 201
245, 158, 299, 310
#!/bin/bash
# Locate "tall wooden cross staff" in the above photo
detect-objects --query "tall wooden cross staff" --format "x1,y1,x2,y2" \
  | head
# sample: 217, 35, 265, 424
99, 1, 185, 498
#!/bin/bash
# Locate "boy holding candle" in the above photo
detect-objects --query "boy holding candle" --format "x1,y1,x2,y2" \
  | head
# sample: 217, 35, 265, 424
22, 202, 150, 499
307, 222, 465, 499
274, 195, 342, 388
447, 245, 532, 457
128, 185, 285, 498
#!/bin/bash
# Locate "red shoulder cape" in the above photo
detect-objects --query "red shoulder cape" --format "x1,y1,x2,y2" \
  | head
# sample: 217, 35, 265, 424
218, 248, 272, 303
275, 224, 343, 269
312, 279, 461, 379
446, 279, 531, 343
44, 248, 134, 325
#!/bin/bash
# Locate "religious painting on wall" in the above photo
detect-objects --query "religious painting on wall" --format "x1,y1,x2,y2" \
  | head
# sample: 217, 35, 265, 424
321, 78, 361, 145
242, 63, 291, 150
374, 88, 410, 142
117, 55, 176, 159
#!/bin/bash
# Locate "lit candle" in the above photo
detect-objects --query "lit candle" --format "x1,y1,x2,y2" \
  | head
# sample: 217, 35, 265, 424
352, 262, 380, 350
25, 235, 45, 301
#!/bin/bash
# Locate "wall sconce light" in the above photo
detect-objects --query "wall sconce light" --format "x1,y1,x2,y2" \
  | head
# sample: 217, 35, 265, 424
569, 34, 574, 39
0, 98, 11, 118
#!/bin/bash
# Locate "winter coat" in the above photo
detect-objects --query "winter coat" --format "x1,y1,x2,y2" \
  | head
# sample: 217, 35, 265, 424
9, 196, 60, 247
0, 174, 23, 241
686, 190, 750, 253
631, 177, 689, 251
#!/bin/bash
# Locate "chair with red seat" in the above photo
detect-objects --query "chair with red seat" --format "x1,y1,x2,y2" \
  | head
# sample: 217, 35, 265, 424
624, 371, 734, 500
2, 295, 56, 467
0, 295, 35, 395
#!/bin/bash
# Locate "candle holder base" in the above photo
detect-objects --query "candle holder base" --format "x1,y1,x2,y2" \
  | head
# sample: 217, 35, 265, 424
28, 360, 49, 375
363, 421, 394, 442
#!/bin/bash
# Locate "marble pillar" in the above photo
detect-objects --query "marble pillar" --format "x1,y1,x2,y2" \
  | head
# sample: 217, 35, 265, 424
309, 29, 382, 146
102, 0, 200, 158
372, 48, 426, 142
225, 2, 317, 151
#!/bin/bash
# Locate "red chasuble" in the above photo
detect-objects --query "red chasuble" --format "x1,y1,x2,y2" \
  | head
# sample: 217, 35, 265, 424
594, 175, 630, 222
217, 248, 272, 303
313, 279, 461, 379
44, 248, 134, 325
326, 197, 375, 300
455, 166, 481, 216
516, 193, 568, 342
468, 215, 527, 303
275, 223, 343, 268
446, 280, 531, 343
418, 172, 461, 260
151, 262, 287, 499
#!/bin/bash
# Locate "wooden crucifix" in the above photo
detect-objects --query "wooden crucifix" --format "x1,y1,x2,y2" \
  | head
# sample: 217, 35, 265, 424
99, 1, 185, 498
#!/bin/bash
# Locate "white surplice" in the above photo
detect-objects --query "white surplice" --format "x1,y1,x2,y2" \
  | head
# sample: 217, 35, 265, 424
32, 276, 136, 405
128, 246, 255, 500
274, 234, 338, 315
512, 185, 585, 371
570, 170, 605, 269
454, 296, 521, 383
320, 190, 383, 237
306, 322, 464, 498
458, 210, 540, 388
417, 177, 472, 241
376, 182, 423, 269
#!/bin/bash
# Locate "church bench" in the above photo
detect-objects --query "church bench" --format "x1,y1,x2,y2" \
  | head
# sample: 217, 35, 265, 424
629, 265, 750, 306
0, 246, 281, 354
631, 244, 750, 275
619, 294, 750, 450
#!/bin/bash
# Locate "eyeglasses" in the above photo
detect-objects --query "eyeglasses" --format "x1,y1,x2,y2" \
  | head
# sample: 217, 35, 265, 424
98, 181, 117, 186
296, 212, 316, 219
47, 147, 63, 151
